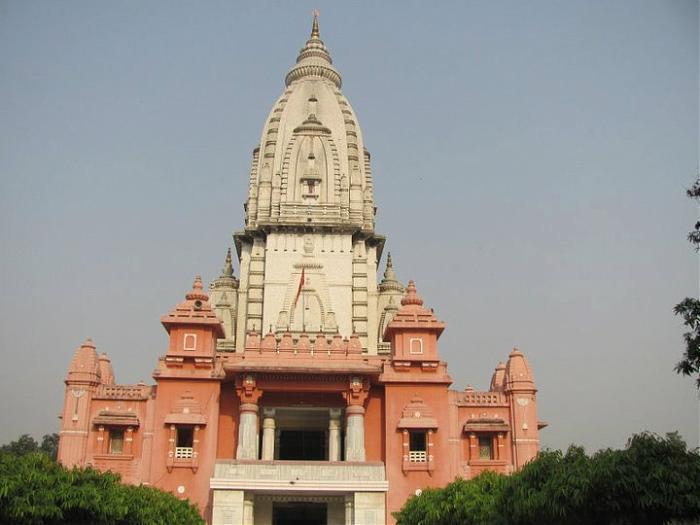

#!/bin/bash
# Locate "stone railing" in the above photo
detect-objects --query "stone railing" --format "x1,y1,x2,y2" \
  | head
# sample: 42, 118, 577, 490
210, 460, 387, 493
94, 384, 152, 400
457, 391, 507, 406
175, 447, 194, 459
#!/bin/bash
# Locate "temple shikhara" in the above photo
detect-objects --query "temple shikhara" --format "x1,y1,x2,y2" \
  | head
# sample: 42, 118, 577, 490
57, 15, 545, 525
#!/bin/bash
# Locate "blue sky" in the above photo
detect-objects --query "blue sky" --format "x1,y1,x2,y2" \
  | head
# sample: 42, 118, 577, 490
0, 0, 698, 451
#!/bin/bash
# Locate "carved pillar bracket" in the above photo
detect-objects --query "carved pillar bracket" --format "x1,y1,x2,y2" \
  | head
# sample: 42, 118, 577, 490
235, 373, 263, 405
342, 375, 370, 408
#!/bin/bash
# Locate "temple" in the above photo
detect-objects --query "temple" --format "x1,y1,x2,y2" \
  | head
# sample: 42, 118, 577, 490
57, 15, 545, 525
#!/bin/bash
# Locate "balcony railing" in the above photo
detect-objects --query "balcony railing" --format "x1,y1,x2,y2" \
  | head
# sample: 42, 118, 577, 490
409, 451, 427, 463
175, 447, 194, 459
210, 460, 387, 493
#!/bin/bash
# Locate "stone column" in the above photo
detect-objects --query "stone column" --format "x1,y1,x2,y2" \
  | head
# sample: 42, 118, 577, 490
242, 495, 255, 525
344, 495, 354, 525
329, 408, 342, 461
236, 403, 260, 460
345, 405, 366, 462
261, 408, 276, 461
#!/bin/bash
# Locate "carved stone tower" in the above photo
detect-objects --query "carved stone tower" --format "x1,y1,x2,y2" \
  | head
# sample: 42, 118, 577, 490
228, 14, 395, 354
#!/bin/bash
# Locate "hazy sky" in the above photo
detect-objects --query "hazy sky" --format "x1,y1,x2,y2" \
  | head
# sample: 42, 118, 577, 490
0, 1, 698, 453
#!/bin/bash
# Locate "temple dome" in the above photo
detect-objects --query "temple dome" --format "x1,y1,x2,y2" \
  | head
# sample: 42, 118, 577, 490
66, 338, 101, 384
245, 14, 374, 231
505, 347, 536, 391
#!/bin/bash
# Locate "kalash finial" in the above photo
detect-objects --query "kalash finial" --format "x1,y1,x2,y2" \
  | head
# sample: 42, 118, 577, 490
186, 275, 209, 302
401, 280, 424, 307
311, 9, 320, 38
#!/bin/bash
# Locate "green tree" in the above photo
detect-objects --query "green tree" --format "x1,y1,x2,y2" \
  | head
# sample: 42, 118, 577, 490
395, 433, 700, 525
674, 180, 700, 387
394, 471, 506, 525
0, 434, 39, 456
0, 433, 60, 461
0, 451, 204, 525
39, 433, 59, 461
497, 432, 700, 525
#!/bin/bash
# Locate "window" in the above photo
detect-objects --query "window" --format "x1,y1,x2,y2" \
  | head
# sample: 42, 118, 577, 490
175, 427, 194, 459
409, 338, 423, 354
478, 435, 493, 460
183, 333, 197, 351
409, 431, 427, 463
108, 429, 124, 454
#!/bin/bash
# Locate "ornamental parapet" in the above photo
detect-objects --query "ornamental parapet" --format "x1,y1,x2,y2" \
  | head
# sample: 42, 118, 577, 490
93, 384, 152, 400
244, 331, 364, 359
456, 390, 508, 406
210, 460, 387, 493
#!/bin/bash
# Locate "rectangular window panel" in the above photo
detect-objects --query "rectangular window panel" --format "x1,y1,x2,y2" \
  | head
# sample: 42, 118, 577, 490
478, 435, 493, 460
175, 427, 194, 459
409, 431, 427, 462
109, 429, 124, 454
176, 427, 194, 448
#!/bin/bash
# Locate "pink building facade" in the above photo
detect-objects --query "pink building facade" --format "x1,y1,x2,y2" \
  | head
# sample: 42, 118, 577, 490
57, 16, 545, 525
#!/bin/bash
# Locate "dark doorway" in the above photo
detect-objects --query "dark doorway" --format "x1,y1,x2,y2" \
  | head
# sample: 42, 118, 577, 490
278, 430, 326, 460
272, 502, 326, 525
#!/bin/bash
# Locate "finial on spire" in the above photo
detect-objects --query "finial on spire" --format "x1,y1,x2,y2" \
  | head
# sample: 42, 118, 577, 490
311, 9, 320, 38
186, 275, 209, 301
222, 248, 233, 277
382, 252, 398, 282
285, 8, 341, 88
401, 280, 424, 307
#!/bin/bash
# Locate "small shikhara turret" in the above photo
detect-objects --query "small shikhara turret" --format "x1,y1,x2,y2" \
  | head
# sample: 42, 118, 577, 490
209, 249, 239, 351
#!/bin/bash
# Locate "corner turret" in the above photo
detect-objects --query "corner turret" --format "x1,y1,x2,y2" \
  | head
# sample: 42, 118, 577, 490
504, 347, 540, 467
58, 338, 101, 468
98, 353, 115, 385
210, 249, 239, 351
160, 276, 224, 360
489, 361, 506, 392
377, 253, 405, 354
384, 281, 446, 365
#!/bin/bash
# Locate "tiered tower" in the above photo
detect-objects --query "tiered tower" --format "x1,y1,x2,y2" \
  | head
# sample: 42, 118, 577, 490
218, 14, 396, 354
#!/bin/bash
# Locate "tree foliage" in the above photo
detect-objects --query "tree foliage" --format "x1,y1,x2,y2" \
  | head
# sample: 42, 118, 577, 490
0, 451, 204, 525
395, 471, 505, 525
0, 433, 60, 461
394, 433, 700, 525
675, 179, 700, 387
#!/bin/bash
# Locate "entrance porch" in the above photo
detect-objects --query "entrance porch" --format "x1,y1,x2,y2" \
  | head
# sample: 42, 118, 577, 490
210, 460, 387, 525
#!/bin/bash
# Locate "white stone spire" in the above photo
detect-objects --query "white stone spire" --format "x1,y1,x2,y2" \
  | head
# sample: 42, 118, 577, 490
233, 16, 385, 353
243, 12, 374, 232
